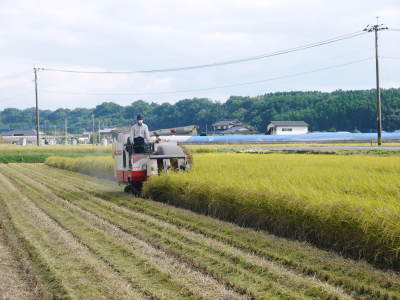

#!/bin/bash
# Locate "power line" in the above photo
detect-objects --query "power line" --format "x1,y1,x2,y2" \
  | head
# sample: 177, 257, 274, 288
0, 70, 29, 81
0, 92, 31, 102
41, 57, 373, 96
38, 31, 367, 74
381, 56, 400, 60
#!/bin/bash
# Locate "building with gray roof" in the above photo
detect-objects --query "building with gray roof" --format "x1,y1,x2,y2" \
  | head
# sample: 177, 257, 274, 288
267, 121, 309, 135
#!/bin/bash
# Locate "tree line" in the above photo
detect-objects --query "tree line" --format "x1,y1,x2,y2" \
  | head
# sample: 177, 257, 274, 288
1, 88, 400, 134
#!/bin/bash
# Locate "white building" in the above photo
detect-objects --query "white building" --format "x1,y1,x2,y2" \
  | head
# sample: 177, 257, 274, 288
0, 129, 39, 144
266, 121, 309, 135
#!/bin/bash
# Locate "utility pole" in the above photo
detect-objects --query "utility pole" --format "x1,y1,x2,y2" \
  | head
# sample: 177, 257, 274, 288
65, 118, 68, 144
363, 18, 388, 146
33, 67, 40, 146
98, 119, 101, 144
92, 114, 95, 145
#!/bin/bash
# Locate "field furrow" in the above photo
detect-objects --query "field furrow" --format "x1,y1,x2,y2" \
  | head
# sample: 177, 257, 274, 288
2, 164, 240, 300
18, 164, 356, 299
8, 165, 318, 299
0, 230, 36, 300
1, 163, 400, 299
0, 168, 146, 299
27, 163, 400, 298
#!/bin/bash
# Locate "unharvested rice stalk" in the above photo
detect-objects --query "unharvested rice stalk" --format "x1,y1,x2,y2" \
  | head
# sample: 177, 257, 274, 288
45, 156, 114, 180
180, 145, 193, 167
143, 153, 400, 268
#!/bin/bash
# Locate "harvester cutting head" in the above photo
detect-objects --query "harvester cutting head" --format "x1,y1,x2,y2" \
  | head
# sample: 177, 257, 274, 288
112, 130, 190, 195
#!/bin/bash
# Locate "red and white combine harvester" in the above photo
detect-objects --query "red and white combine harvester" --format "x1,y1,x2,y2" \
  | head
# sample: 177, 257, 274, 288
112, 128, 191, 195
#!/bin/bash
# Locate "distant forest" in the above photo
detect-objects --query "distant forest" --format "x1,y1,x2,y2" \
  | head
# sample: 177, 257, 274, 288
1, 88, 400, 134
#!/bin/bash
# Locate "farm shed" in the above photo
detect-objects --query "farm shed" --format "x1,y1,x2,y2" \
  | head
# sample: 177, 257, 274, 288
151, 125, 198, 136
209, 120, 258, 135
99, 128, 116, 141
213, 125, 258, 135
0, 129, 39, 144
266, 121, 309, 135
1, 129, 37, 136
212, 120, 242, 131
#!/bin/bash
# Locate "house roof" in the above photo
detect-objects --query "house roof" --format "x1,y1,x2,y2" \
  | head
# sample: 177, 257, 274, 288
1, 129, 37, 136
212, 120, 241, 127
268, 121, 309, 127
99, 128, 116, 134
222, 125, 257, 134
208, 125, 257, 134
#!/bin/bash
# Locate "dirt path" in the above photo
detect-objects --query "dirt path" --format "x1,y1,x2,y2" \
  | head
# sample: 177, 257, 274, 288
0, 230, 35, 300
0, 163, 399, 299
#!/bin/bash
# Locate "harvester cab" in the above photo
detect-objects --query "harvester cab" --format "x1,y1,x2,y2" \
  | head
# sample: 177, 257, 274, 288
112, 130, 190, 195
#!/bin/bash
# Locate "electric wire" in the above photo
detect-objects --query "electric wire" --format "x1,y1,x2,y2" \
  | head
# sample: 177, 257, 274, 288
381, 56, 400, 60
38, 31, 367, 74
41, 57, 373, 96
0, 70, 29, 81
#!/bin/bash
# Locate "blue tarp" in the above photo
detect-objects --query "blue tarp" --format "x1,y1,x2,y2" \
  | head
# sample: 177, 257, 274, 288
184, 132, 400, 143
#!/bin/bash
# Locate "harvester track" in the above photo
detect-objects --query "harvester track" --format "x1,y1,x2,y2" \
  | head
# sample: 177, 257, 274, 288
0, 163, 399, 299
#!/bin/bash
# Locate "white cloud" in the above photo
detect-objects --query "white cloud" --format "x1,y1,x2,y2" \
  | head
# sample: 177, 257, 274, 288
0, 0, 399, 109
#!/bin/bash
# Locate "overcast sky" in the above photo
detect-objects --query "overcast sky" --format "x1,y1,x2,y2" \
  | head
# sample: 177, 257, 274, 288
1, 0, 399, 110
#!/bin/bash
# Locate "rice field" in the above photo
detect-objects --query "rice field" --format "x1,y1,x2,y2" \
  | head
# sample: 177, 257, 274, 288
45, 156, 114, 180
1, 163, 400, 299
144, 153, 400, 267
45, 152, 400, 269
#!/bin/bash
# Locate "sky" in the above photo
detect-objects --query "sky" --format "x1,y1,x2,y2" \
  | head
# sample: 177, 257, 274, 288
1, 0, 400, 110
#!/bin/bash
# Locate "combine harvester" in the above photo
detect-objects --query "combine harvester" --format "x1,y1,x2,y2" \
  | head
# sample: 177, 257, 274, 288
112, 127, 191, 195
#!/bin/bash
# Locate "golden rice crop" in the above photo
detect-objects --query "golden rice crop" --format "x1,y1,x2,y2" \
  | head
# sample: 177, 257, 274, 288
143, 153, 400, 267
45, 156, 114, 179
44, 152, 400, 266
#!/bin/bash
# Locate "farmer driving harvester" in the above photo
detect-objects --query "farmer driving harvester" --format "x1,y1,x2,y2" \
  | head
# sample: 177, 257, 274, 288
113, 114, 190, 195
130, 114, 150, 153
